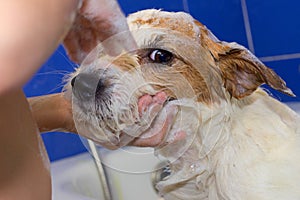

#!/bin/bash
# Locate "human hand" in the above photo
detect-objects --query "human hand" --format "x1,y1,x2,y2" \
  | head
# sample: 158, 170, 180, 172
129, 93, 187, 147
63, 0, 137, 63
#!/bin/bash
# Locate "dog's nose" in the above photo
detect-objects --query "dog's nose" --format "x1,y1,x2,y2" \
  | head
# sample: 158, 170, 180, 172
71, 76, 76, 87
71, 73, 100, 100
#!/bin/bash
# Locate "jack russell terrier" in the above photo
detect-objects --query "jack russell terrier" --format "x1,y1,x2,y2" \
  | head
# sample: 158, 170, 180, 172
65, 9, 300, 200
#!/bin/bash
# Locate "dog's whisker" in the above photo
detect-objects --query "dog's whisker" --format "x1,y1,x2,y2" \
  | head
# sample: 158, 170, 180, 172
35, 70, 71, 76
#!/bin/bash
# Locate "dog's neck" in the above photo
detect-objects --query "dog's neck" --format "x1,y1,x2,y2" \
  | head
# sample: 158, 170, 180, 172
157, 89, 299, 199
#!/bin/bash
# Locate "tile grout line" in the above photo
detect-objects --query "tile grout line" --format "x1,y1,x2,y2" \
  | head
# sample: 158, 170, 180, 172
182, 0, 190, 13
185, 1, 299, 64
241, 0, 255, 54
240, 0, 300, 63
259, 53, 300, 62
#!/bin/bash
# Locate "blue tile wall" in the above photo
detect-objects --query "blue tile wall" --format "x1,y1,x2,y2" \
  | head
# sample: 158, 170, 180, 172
24, 0, 300, 161
188, 0, 248, 47
246, 0, 300, 57
118, 0, 185, 14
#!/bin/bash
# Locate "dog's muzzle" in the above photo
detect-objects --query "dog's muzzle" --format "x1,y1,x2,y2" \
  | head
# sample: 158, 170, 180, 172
69, 67, 156, 148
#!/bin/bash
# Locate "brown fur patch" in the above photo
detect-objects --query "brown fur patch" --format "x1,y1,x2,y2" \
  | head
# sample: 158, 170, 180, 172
133, 18, 198, 39
139, 58, 213, 103
111, 53, 140, 72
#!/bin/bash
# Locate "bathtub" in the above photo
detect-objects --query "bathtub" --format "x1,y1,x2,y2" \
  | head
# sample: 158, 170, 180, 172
51, 146, 165, 200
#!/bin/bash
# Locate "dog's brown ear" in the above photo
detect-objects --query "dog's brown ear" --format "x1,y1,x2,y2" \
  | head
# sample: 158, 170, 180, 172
217, 45, 294, 98
196, 21, 295, 99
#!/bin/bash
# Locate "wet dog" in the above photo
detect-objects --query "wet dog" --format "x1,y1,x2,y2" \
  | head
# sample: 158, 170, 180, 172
66, 9, 300, 200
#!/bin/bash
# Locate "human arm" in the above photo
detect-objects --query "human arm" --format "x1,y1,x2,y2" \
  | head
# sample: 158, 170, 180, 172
29, 93, 184, 147
29, 93, 76, 133
0, 90, 51, 200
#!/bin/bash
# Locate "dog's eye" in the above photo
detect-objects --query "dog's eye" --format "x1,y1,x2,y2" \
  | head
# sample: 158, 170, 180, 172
148, 49, 173, 63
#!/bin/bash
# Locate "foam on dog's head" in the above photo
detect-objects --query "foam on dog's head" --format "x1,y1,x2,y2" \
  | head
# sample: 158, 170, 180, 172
127, 9, 201, 39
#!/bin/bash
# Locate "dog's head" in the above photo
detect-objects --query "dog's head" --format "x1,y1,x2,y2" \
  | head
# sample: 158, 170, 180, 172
65, 9, 294, 149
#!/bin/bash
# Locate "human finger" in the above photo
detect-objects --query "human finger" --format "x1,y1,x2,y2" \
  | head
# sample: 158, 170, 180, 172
130, 104, 185, 147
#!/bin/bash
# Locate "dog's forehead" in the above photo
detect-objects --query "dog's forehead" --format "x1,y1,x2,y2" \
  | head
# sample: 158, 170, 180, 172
127, 9, 201, 39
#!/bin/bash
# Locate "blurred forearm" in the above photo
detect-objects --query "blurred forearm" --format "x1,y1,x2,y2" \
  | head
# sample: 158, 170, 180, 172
28, 93, 77, 133
0, 0, 81, 95
0, 90, 51, 200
